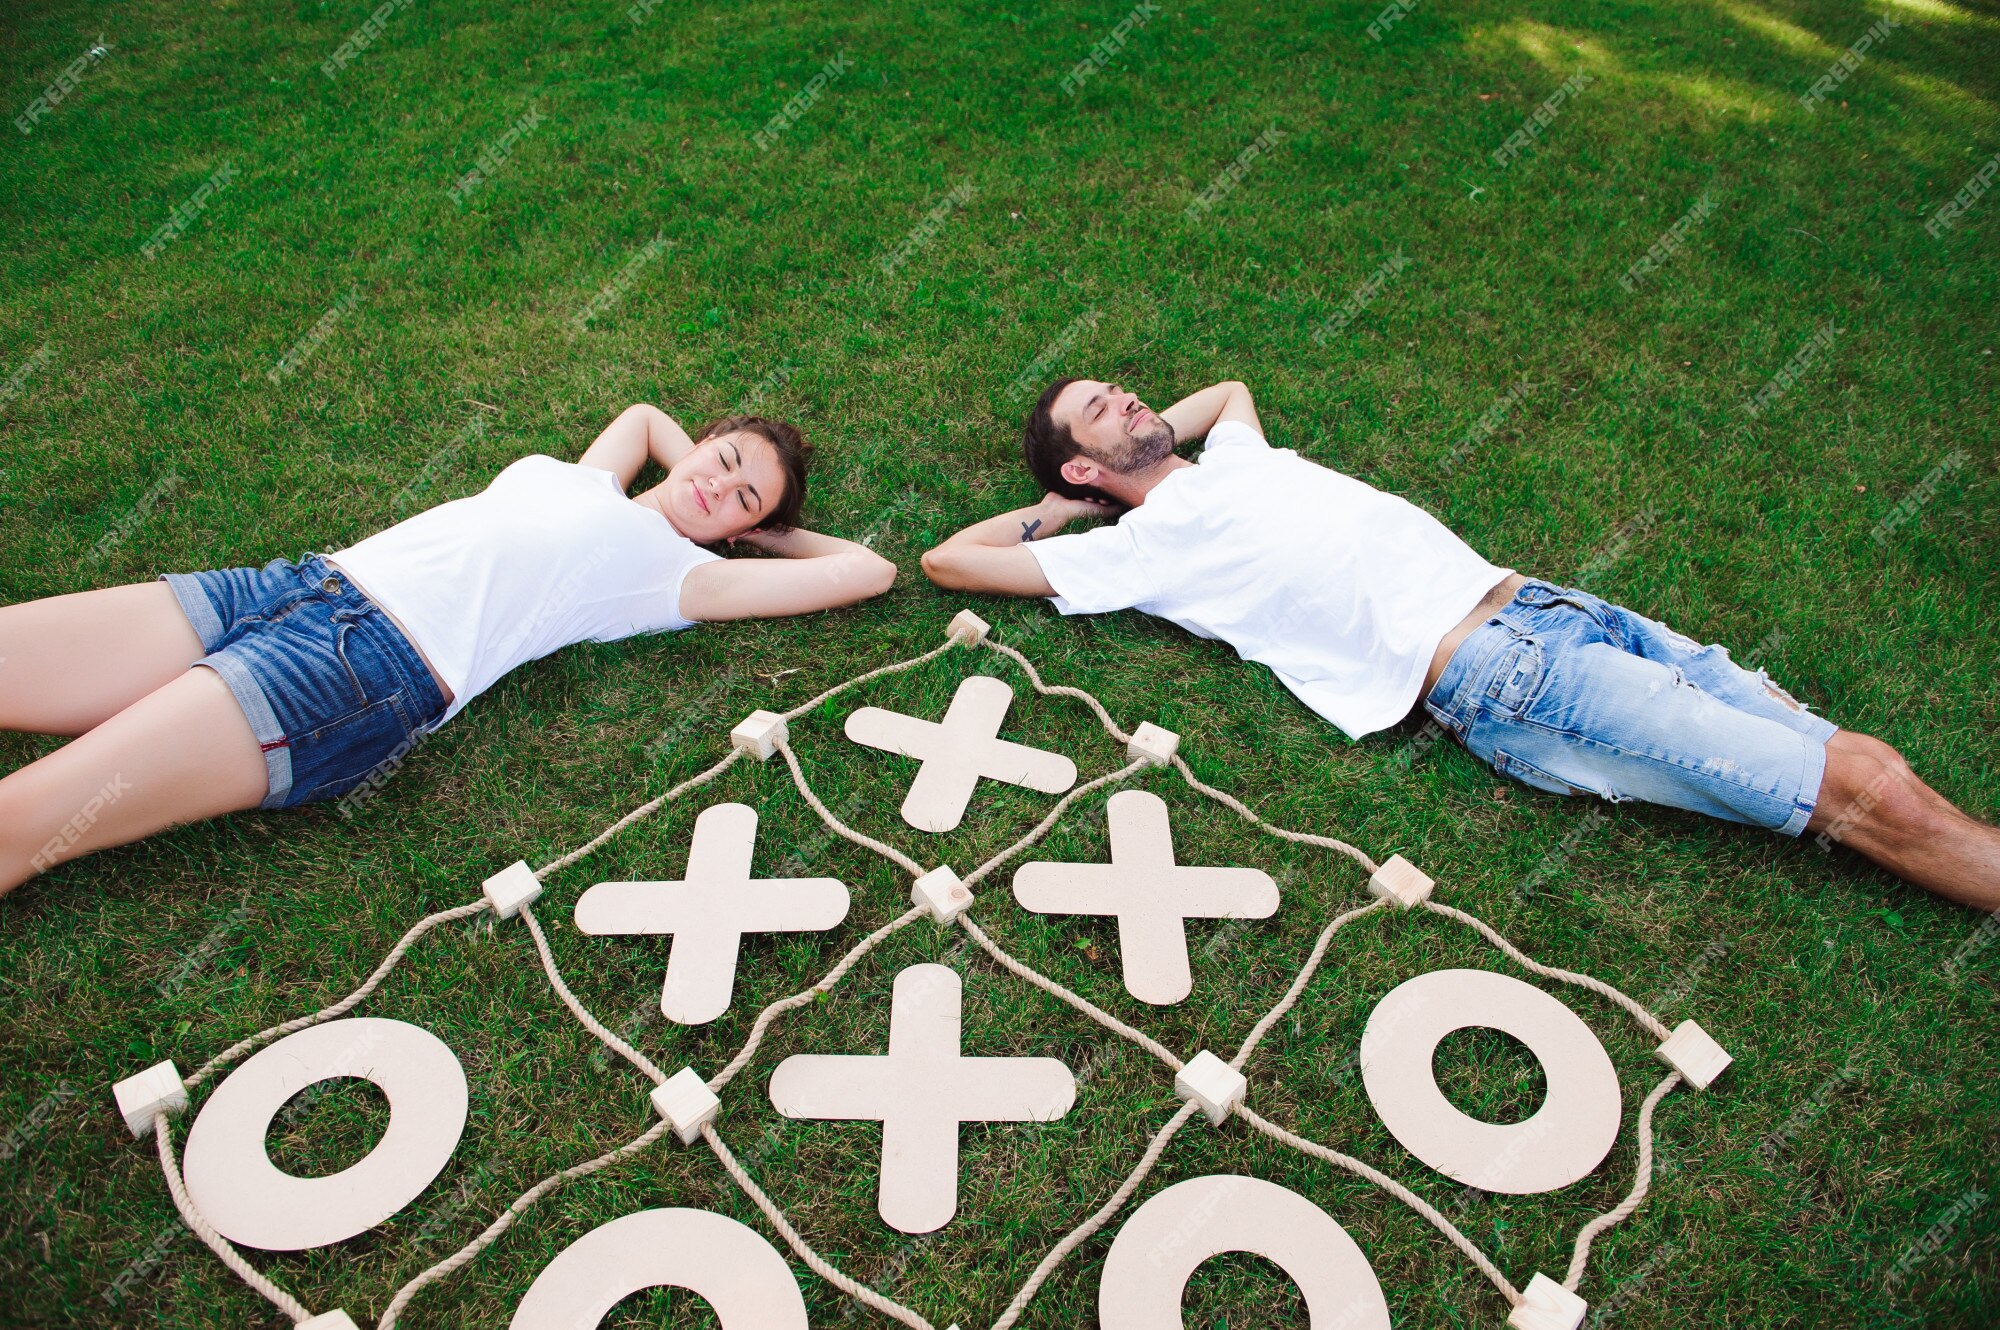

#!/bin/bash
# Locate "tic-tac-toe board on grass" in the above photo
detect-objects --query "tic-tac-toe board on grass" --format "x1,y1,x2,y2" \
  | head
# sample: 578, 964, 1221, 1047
110, 609, 1734, 1330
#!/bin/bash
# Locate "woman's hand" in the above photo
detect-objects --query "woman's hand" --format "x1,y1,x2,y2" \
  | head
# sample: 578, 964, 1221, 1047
727, 525, 853, 559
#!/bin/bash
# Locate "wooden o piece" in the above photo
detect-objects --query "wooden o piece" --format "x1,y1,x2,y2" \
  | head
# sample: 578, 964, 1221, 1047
1359, 969, 1621, 1195
509, 1208, 808, 1329
1012, 789, 1279, 1005
575, 803, 849, 1026
844, 674, 1078, 832
768, 963, 1076, 1233
181, 1018, 468, 1251
1099, 1175, 1391, 1329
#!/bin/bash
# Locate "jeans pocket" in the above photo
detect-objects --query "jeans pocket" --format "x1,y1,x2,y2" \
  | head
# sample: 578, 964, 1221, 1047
292, 692, 417, 806
1482, 634, 1551, 718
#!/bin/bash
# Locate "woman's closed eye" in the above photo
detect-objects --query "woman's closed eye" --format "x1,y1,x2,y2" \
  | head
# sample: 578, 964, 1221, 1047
722, 442, 761, 512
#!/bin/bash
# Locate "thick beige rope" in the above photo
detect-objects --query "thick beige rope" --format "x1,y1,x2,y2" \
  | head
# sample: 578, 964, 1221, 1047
1421, 901, 1674, 1042
979, 637, 1133, 744
1235, 1104, 1522, 1306
1565, 1070, 1681, 1289
774, 735, 925, 877
534, 747, 745, 881
153, 1109, 313, 1324
186, 898, 493, 1089
704, 1122, 938, 1330
1230, 897, 1389, 1071
780, 637, 963, 723
1170, 754, 1378, 875
377, 1117, 675, 1330
518, 903, 667, 1086
987, 1100, 1204, 1330
707, 904, 931, 1093
959, 916, 1182, 1072
960, 757, 1151, 888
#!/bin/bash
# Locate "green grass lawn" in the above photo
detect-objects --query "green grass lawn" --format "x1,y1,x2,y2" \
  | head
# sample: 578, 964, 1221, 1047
3, 0, 1997, 1325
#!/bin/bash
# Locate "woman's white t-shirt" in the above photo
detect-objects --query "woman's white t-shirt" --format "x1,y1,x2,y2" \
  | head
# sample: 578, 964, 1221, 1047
1025, 421, 1511, 740
330, 455, 721, 723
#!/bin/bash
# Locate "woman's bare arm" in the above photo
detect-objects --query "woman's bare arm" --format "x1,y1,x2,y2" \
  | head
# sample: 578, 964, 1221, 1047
677, 527, 898, 622
578, 403, 698, 491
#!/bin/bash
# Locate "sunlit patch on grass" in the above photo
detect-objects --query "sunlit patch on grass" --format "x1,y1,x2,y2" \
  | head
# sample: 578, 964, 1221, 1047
1465, 19, 1617, 75
1712, 0, 1842, 61
1879, 0, 2000, 32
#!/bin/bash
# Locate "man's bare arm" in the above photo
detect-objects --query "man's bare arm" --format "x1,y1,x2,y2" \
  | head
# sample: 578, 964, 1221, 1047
920, 493, 1115, 595
1159, 380, 1260, 443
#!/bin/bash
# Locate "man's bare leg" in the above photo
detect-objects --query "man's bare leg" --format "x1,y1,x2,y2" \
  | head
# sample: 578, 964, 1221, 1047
1808, 730, 2000, 911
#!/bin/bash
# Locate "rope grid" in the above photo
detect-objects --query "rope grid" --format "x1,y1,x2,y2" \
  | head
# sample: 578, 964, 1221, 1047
134, 624, 1696, 1328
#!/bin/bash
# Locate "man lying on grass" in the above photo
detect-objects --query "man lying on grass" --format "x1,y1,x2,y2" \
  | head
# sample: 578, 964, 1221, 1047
0, 403, 897, 897
922, 378, 1999, 910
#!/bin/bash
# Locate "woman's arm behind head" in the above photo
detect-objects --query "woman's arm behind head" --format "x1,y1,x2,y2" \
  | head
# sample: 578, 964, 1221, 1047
678, 527, 897, 622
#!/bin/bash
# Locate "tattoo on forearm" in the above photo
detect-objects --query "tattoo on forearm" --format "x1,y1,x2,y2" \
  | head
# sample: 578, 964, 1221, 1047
1019, 518, 1043, 542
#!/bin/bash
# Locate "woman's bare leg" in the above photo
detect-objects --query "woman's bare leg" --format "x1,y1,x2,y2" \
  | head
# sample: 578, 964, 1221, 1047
0, 666, 268, 896
0, 583, 207, 737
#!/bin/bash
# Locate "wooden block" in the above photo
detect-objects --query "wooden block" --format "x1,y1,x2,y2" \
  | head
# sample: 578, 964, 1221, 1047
113, 1060, 186, 1139
1013, 790, 1277, 1005
299, 1313, 362, 1330
481, 860, 543, 920
845, 675, 1077, 833
729, 709, 789, 761
1367, 853, 1434, 908
651, 1067, 721, 1146
1506, 1273, 1588, 1330
1126, 721, 1181, 767
912, 865, 974, 924
946, 609, 991, 645
1655, 1019, 1732, 1090
1173, 1050, 1247, 1125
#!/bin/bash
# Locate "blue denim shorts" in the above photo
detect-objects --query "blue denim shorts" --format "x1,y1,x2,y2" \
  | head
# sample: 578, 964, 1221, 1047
1423, 580, 1837, 836
161, 553, 448, 810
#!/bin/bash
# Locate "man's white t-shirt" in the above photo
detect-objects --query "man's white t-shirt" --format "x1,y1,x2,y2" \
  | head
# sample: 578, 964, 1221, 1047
330, 455, 721, 723
1026, 421, 1511, 739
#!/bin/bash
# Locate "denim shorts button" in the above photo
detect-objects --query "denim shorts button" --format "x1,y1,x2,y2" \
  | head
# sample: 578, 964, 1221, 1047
322, 576, 342, 594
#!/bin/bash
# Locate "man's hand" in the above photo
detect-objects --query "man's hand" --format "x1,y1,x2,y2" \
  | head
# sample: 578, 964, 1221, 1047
1036, 491, 1122, 528
1159, 380, 1259, 443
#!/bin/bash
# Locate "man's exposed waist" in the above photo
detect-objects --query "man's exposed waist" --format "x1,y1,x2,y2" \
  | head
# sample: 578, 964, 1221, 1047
1424, 572, 1530, 697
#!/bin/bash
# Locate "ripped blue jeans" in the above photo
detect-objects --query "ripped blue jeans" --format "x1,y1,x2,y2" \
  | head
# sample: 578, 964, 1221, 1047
1422, 581, 1837, 836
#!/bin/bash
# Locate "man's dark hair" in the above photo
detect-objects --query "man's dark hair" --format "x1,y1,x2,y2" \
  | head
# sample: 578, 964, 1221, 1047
1021, 377, 1113, 503
697, 415, 811, 532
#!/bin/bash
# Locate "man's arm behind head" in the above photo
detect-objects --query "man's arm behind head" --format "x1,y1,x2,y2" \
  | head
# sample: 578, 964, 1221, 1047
919, 494, 1115, 595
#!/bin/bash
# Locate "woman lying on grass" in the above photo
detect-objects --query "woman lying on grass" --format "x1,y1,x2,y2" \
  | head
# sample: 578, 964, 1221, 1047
0, 403, 897, 896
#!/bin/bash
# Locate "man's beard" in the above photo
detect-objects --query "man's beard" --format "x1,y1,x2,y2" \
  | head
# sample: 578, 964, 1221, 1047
1098, 417, 1177, 474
